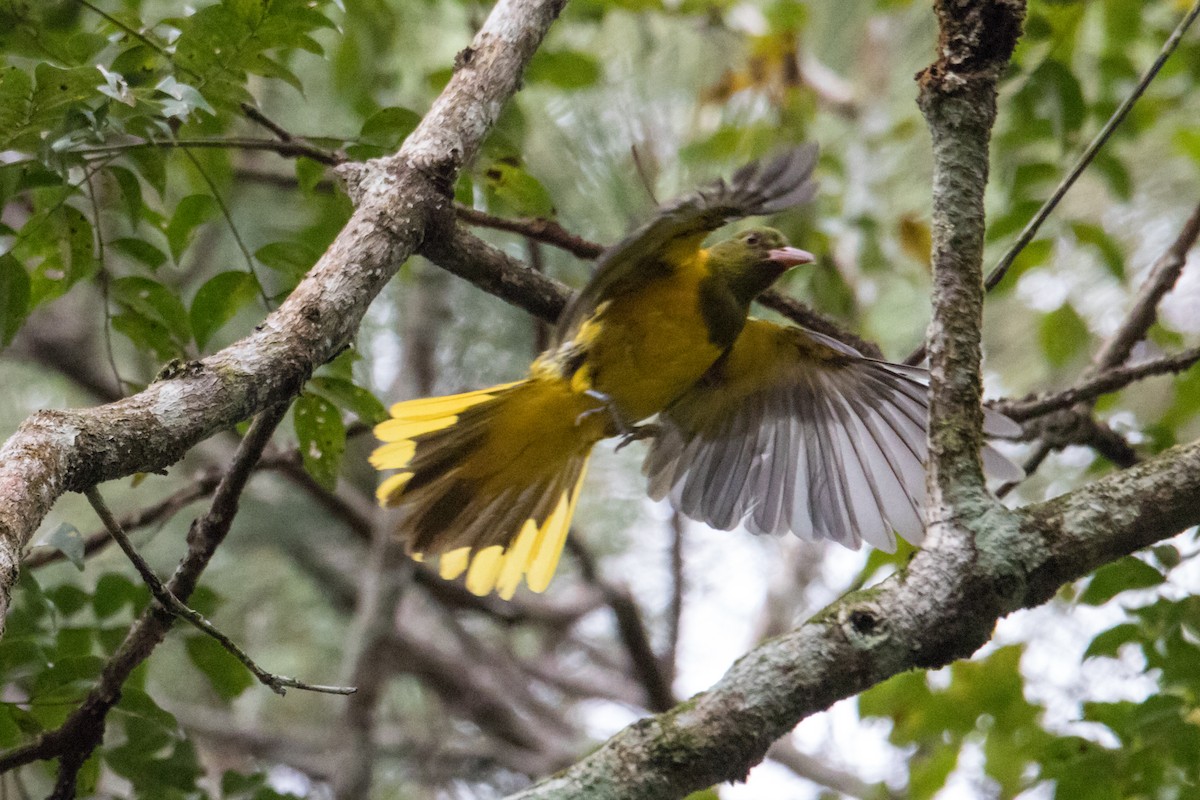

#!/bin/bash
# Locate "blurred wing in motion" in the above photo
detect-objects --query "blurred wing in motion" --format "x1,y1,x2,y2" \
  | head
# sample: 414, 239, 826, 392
643, 319, 1022, 550
555, 145, 819, 342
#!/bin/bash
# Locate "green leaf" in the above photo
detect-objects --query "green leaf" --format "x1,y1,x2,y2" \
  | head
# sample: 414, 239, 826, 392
1079, 557, 1165, 605
0, 68, 33, 150
1038, 303, 1090, 368
27, 205, 97, 307
47, 586, 90, 617
106, 166, 146, 228
165, 194, 220, 263
1071, 222, 1125, 281
482, 160, 556, 218
38, 522, 86, 570
526, 50, 603, 88
111, 276, 192, 348
360, 106, 421, 149
112, 237, 168, 270
190, 271, 261, 349
255, 241, 319, 284
294, 392, 346, 490
1084, 623, 1141, 659
309, 376, 389, 425
93, 573, 145, 619
295, 157, 326, 196
0, 253, 30, 346
184, 634, 254, 701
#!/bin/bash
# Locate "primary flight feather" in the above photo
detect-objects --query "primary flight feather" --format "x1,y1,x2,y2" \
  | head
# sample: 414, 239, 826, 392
371, 145, 1019, 599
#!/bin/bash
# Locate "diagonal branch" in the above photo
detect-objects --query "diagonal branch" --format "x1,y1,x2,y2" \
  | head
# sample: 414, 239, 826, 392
0, 0, 566, 634
503, 437, 1200, 800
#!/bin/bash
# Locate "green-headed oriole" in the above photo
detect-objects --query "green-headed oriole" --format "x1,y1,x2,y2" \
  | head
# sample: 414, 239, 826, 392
371, 146, 1020, 598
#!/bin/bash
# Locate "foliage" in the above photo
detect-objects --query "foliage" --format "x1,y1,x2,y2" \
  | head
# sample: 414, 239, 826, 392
0, 0, 1198, 798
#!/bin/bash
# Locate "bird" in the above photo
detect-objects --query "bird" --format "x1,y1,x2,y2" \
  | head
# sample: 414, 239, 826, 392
371, 145, 1021, 599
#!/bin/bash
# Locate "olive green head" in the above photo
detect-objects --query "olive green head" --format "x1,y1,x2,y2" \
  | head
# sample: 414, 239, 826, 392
706, 227, 815, 306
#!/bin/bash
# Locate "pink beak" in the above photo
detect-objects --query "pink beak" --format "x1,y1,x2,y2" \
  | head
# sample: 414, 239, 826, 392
768, 246, 815, 268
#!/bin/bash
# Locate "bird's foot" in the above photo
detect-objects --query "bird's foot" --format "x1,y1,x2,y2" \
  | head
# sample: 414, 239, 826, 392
575, 389, 633, 436
614, 423, 661, 453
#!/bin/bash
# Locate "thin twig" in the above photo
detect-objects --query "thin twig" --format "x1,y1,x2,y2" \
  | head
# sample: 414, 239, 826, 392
23, 475, 218, 569
985, 0, 1200, 294
75, 0, 179, 72
85, 486, 354, 696
663, 510, 685, 685
454, 203, 604, 259
995, 346, 1200, 422
565, 538, 676, 712
1089, 201, 1200, 373
239, 103, 295, 142
76, 137, 345, 166
82, 170, 126, 394
180, 147, 273, 309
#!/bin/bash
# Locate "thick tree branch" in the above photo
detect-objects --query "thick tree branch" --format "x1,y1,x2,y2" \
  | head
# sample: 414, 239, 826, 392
0, 0, 566, 633
917, 0, 1024, 507
503, 437, 1200, 800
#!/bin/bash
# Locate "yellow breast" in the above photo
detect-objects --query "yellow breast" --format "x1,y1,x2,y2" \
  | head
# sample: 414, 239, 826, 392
560, 252, 725, 423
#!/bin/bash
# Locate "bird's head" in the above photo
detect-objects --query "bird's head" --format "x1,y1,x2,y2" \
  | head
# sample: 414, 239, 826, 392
706, 227, 815, 305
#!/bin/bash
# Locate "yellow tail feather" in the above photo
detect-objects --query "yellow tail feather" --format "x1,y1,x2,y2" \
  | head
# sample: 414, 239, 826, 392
372, 378, 604, 599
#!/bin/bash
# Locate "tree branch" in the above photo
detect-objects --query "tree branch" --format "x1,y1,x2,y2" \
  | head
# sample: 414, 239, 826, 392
917, 0, 1024, 506
995, 346, 1200, 422
503, 436, 1200, 800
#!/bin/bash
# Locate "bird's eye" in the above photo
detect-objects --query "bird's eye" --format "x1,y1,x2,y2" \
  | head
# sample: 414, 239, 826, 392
746, 233, 760, 247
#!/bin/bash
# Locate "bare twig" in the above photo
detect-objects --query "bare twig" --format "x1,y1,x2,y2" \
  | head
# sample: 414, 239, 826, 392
180, 148, 273, 309
75, 137, 345, 166
663, 511, 685, 685
995, 346, 1200, 422
85, 485, 355, 697
23, 476, 218, 569
986, 0, 1200, 295
566, 538, 676, 712
455, 203, 604, 259
1090, 202, 1200, 373
768, 740, 898, 800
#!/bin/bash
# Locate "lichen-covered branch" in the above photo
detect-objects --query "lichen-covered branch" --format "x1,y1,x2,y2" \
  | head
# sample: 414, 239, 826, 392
0, 0, 566, 633
917, 0, 1025, 510
504, 436, 1200, 800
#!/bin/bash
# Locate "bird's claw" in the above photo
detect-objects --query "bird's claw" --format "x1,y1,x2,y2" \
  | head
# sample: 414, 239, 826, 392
576, 389, 636, 437
615, 423, 661, 452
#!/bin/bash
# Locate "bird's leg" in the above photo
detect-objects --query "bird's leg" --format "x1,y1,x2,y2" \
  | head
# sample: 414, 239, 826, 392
614, 422, 661, 453
576, 389, 635, 435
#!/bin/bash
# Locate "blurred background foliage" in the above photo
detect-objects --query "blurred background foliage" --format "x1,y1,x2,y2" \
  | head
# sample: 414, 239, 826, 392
1, 0, 1199, 797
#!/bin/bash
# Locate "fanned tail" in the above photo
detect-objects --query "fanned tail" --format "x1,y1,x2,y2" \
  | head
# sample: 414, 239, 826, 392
371, 378, 603, 599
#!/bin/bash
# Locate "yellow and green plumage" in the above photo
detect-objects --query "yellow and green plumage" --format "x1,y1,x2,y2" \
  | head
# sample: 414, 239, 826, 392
372, 145, 1020, 599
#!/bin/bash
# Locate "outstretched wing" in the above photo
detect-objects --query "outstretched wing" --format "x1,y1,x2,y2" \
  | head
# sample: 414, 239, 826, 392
642, 319, 1022, 550
554, 145, 820, 343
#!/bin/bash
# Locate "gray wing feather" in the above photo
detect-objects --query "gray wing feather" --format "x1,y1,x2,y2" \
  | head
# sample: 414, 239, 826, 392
644, 341, 1022, 551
